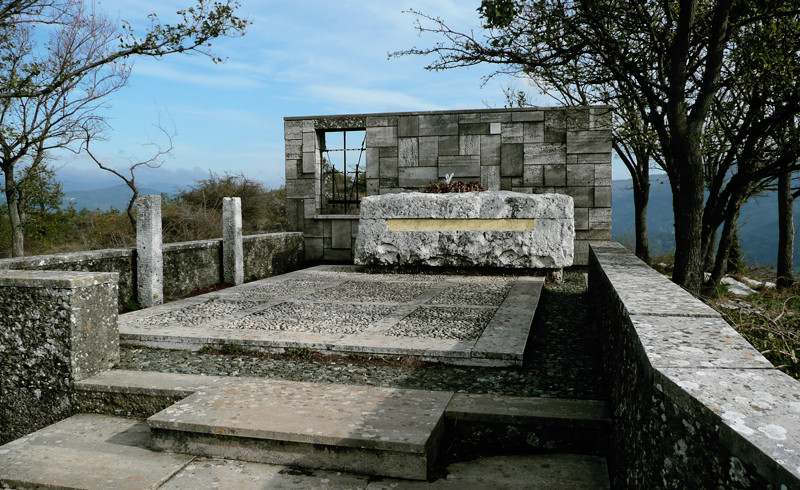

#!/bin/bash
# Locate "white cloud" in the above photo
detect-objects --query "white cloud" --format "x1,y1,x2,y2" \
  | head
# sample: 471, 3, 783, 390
132, 60, 264, 90
305, 85, 447, 112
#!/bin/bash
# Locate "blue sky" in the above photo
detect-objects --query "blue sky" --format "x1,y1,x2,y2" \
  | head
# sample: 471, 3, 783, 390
57, 1, 626, 191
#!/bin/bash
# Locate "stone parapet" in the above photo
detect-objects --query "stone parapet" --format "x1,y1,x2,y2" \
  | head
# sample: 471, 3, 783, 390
0, 270, 119, 444
354, 191, 574, 268
589, 242, 800, 488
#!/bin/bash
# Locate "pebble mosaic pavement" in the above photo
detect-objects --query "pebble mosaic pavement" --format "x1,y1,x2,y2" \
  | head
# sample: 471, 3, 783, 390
120, 265, 542, 366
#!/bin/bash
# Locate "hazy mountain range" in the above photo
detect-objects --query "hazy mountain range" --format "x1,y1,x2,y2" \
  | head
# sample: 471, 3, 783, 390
613, 174, 800, 271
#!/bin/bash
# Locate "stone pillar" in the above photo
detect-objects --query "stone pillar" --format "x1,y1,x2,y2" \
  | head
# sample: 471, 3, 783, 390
223, 197, 244, 285
0, 270, 119, 444
136, 195, 163, 307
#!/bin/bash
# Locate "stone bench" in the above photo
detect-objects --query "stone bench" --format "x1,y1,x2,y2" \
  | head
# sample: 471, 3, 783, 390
353, 191, 574, 268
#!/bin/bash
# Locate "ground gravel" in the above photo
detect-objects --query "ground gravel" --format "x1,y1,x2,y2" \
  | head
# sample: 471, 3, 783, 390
119, 269, 606, 400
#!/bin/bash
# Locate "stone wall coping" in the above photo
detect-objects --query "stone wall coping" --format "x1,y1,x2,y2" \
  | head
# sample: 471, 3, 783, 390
162, 238, 221, 252
0, 247, 134, 268
589, 241, 800, 485
284, 105, 613, 121
312, 215, 360, 221
243, 232, 303, 242
0, 270, 119, 288
0, 232, 303, 264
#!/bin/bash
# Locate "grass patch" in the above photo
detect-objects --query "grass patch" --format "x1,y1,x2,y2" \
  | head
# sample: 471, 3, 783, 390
707, 284, 800, 380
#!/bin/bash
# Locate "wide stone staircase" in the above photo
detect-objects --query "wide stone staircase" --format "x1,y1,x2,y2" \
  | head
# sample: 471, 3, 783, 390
1, 271, 612, 488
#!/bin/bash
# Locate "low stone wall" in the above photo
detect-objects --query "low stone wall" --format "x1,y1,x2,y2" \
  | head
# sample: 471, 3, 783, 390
0, 232, 304, 309
589, 242, 800, 488
354, 191, 574, 268
0, 270, 119, 445
0, 248, 135, 308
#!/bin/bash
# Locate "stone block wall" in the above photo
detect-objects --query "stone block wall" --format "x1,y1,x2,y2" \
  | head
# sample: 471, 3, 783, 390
285, 107, 612, 265
0, 232, 304, 309
589, 242, 800, 488
0, 270, 118, 444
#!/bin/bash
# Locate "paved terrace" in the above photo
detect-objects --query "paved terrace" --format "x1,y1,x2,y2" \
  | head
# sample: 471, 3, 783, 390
120, 265, 544, 366
1, 268, 611, 488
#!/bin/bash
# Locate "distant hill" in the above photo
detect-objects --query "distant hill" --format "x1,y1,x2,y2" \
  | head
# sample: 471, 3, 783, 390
61, 184, 178, 212
0, 183, 178, 211
612, 174, 800, 271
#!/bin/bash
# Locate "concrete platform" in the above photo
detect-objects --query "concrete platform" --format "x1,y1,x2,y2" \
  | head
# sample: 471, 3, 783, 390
147, 377, 452, 480
120, 265, 543, 366
0, 413, 609, 489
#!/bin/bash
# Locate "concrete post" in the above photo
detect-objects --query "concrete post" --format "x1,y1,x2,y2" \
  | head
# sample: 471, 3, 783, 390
136, 195, 163, 307
223, 197, 244, 285
0, 270, 118, 444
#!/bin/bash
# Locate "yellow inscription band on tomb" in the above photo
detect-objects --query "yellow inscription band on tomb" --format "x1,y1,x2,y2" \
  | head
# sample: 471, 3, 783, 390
386, 218, 535, 231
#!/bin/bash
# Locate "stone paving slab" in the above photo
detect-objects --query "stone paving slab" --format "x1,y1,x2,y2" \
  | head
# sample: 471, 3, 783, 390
161, 457, 371, 489
367, 454, 610, 489
148, 377, 452, 480
0, 414, 193, 490
120, 265, 543, 366
149, 377, 452, 453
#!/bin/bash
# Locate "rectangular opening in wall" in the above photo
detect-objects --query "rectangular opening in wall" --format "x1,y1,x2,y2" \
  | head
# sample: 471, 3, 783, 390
320, 129, 366, 215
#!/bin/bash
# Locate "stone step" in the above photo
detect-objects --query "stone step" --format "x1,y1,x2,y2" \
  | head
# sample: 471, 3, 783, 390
0, 414, 610, 489
146, 377, 452, 480
445, 393, 611, 456
76, 370, 611, 457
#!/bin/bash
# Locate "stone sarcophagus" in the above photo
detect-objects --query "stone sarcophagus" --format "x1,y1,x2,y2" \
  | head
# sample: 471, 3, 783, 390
354, 191, 574, 268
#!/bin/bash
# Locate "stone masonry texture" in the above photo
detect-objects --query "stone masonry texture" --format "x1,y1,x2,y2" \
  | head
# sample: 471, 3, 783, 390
285, 107, 612, 265
0, 270, 118, 445
589, 242, 800, 488
136, 195, 164, 308
354, 191, 574, 268
223, 197, 244, 285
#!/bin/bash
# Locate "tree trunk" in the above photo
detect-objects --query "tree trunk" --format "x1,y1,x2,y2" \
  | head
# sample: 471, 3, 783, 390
777, 169, 795, 288
702, 226, 717, 271
709, 205, 741, 288
3, 171, 24, 257
670, 153, 706, 294
727, 224, 743, 274
633, 168, 650, 263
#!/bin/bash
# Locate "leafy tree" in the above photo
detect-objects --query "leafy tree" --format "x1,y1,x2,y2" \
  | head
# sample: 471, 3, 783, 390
394, 0, 800, 293
0, 0, 247, 257
0, 0, 248, 100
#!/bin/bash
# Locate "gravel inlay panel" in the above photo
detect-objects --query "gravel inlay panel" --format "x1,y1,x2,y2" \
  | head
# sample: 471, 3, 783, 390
428, 282, 513, 306
227, 302, 396, 334
299, 281, 435, 303
224, 280, 332, 300
127, 300, 261, 328
387, 306, 496, 340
